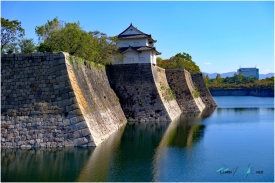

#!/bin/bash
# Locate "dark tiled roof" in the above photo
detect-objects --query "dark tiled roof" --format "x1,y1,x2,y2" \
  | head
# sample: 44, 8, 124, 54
118, 46, 161, 55
117, 24, 157, 43
118, 23, 146, 36
118, 34, 149, 39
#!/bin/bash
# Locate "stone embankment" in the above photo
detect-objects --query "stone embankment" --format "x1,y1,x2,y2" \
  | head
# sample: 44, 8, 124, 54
107, 64, 181, 122
1, 52, 217, 148
165, 69, 206, 113
210, 88, 274, 97
191, 73, 218, 107
1, 52, 126, 148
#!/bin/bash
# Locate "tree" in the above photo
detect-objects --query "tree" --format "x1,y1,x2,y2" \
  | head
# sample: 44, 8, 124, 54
1, 18, 25, 51
156, 57, 163, 65
203, 74, 210, 85
1, 42, 20, 54
35, 17, 64, 42
215, 73, 223, 83
36, 42, 53, 52
157, 52, 201, 73
173, 52, 200, 73
18, 38, 36, 53
37, 19, 118, 65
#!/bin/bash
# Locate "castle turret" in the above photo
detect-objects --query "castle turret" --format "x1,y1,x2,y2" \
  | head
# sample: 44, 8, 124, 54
114, 24, 161, 65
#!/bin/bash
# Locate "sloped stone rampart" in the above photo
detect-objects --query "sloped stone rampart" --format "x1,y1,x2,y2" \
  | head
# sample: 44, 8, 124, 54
191, 73, 217, 107
106, 64, 181, 122
64, 53, 126, 145
165, 69, 205, 113
1, 52, 126, 148
151, 66, 182, 120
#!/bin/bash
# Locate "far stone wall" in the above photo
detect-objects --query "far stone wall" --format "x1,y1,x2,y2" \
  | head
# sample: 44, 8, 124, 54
165, 69, 205, 113
191, 73, 217, 107
106, 64, 181, 122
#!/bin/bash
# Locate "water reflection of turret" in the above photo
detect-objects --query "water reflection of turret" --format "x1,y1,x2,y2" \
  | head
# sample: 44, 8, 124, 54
153, 108, 215, 181
76, 124, 126, 182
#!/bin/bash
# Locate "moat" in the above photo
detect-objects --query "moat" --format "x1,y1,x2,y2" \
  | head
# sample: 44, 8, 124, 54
2, 96, 274, 182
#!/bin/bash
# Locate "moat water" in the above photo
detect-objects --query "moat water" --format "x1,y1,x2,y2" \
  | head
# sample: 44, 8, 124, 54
1, 96, 274, 182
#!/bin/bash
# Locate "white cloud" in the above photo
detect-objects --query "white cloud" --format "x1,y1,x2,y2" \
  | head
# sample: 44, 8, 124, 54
204, 62, 211, 65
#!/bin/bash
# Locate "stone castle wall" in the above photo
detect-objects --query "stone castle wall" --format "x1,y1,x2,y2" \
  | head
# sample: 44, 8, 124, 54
106, 64, 181, 122
1, 52, 217, 148
165, 69, 205, 113
210, 88, 274, 97
191, 73, 217, 107
1, 52, 126, 148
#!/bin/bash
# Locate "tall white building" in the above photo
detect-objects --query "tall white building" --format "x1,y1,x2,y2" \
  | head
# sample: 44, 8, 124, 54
113, 24, 161, 65
237, 67, 259, 79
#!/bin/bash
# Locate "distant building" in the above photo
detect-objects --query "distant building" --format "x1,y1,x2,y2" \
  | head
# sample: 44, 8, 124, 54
237, 67, 259, 79
113, 23, 161, 65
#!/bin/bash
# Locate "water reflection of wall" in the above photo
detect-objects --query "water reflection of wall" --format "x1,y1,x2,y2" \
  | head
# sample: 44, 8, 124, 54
1, 124, 127, 182
76, 124, 126, 182
153, 108, 215, 181
108, 122, 171, 181
1, 147, 94, 182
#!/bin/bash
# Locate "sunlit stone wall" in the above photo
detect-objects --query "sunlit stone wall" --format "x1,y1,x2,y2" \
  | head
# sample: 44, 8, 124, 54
191, 73, 218, 107
165, 69, 206, 113
107, 64, 181, 122
1, 52, 126, 148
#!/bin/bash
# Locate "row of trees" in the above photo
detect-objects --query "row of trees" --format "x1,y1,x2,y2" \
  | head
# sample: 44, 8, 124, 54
1, 18, 35, 54
156, 52, 200, 73
1, 17, 201, 69
204, 73, 274, 90
1, 17, 119, 65
204, 73, 258, 85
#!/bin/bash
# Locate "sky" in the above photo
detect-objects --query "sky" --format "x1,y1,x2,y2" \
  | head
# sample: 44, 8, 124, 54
1, 1, 274, 74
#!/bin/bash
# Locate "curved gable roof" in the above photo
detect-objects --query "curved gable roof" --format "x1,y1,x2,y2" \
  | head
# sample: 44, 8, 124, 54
117, 24, 157, 43
118, 23, 146, 36
118, 46, 162, 55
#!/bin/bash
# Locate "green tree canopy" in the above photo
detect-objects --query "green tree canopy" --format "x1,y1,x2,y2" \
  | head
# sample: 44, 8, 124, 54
156, 52, 201, 73
19, 38, 36, 53
1, 43, 19, 54
35, 17, 64, 42
36, 18, 119, 65
1, 18, 25, 51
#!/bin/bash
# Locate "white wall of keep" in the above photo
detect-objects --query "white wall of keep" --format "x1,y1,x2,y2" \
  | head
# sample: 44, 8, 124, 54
138, 51, 151, 64
117, 39, 148, 47
113, 51, 155, 64
152, 53, 156, 65
122, 52, 139, 64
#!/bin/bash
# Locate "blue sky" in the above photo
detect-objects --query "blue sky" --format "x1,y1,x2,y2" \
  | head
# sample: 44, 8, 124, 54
1, 1, 274, 74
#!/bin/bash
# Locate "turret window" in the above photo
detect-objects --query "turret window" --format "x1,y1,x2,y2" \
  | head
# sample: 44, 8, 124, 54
134, 42, 140, 46
139, 57, 145, 61
127, 57, 134, 61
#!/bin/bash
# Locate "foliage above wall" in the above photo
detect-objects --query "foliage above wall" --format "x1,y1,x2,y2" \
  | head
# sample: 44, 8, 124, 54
1, 18, 25, 53
156, 52, 200, 73
204, 73, 274, 90
36, 17, 119, 65
1, 17, 120, 65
